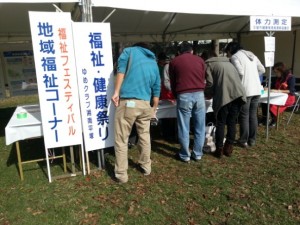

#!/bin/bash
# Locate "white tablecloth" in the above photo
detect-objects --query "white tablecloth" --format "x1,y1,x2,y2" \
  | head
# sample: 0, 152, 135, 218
260, 92, 288, 106
156, 99, 213, 119
6, 93, 287, 145
156, 92, 288, 120
5, 104, 42, 145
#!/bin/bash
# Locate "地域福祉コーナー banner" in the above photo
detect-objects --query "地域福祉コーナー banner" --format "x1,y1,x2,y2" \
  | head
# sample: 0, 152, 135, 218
29, 11, 83, 150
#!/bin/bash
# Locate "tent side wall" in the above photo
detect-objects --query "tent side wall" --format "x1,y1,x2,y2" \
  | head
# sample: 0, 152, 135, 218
241, 30, 300, 78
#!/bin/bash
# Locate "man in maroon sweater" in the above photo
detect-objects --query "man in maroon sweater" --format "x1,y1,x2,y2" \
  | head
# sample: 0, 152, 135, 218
169, 41, 206, 163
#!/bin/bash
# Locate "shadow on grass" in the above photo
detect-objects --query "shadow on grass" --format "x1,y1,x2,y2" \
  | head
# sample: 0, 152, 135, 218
6, 137, 83, 180
0, 107, 16, 137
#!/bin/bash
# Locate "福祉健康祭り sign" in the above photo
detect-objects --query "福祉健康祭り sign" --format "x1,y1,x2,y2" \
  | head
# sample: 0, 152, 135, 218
72, 22, 115, 152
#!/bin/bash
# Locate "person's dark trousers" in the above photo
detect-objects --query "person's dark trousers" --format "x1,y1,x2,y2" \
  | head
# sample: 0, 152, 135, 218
128, 123, 138, 147
160, 118, 177, 140
260, 103, 275, 123
238, 95, 260, 145
215, 98, 242, 148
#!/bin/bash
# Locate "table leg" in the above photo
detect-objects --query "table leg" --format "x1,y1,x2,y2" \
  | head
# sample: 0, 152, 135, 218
86, 151, 91, 174
62, 147, 67, 172
70, 146, 75, 173
16, 141, 24, 181
276, 106, 280, 130
97, 150, 101, 169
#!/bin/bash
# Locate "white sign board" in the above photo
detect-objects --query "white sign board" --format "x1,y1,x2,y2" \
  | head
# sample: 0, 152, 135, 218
29, 12, 83, 149
72, 22, 115, 151
250, 16, 291, 31
264, 52, 275, 68
264, 36, 275, 52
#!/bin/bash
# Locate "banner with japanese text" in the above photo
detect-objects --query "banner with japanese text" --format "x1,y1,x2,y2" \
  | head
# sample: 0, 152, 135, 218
72, 22, 115, 151
29, 12, 83, 149
250, 16, 291, 31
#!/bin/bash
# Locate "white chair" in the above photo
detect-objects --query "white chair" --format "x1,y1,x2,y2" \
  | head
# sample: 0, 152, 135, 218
286, 92, 300, 126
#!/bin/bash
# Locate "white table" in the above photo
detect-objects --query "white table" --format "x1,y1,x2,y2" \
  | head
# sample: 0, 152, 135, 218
259, 91, 288, 130
156, 99, 213, 119
5, 105, 67, 180
156, 92, 288, 120
5, 104, 43, 145
260, 92, 288, 106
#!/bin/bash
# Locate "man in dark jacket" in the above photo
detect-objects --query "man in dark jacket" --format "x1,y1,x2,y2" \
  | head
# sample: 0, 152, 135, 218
205, 51, 246, 157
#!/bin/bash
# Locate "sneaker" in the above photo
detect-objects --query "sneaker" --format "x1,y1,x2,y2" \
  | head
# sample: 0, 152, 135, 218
113, 177, 128, 184
248, 140, 256, 147
175, 153, 190, 163
191, 156, 202, 161
191, 153, 202, 161
237, 141, 248, 148
137, 164, 151, 176
143, 170, 151, 176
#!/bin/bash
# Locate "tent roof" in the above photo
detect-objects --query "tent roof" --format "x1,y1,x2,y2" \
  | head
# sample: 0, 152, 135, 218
92, 0, 300, 17
0, 2, 78, 43
92, 8, 251, 42
91, 0, 300, 42
0, 0, 300, 43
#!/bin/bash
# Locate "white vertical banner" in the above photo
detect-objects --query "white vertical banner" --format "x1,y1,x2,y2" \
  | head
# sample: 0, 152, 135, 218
264, 52, 275, 68
72, 22, 115, 151
264, 36, 275, 52
29, 12, 83, 149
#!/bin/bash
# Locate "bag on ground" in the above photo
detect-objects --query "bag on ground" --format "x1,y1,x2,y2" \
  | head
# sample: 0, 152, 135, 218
203, 122, 216, 153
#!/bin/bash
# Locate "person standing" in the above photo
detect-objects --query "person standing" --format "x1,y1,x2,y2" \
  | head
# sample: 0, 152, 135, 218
111, 42, 161, 183
204, 51, 246, 157
225, 42, 265, 148
169, 41, 206, 162
157, 52, 176, 141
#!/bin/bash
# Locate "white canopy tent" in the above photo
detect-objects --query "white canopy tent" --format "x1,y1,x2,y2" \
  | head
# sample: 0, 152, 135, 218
92, 0, 300, 17
1, 0, 300, 43
91, 0, 300, 42
0, 0, 300, 72
0, 0, 299, 141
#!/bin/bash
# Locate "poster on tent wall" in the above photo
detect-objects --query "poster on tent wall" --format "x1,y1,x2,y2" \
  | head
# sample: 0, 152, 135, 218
72, 22, 115, 151
3, 51, 38, 96
29, 11, 83, 149
0, 59, 4, 98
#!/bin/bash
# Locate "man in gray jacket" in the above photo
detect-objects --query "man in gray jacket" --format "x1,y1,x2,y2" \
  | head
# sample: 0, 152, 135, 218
205, 51, 246, 157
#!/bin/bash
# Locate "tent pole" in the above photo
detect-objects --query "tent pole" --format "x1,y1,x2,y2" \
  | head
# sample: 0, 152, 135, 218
291, 30, 297, 72
265, 31, 275, 140
81, 0, 93, 22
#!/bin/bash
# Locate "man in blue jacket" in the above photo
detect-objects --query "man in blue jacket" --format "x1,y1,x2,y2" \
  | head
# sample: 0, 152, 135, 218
111, 42, 161, 183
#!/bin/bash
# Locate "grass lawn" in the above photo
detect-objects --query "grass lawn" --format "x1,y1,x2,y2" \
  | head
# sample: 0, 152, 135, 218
0, 95, 299, 225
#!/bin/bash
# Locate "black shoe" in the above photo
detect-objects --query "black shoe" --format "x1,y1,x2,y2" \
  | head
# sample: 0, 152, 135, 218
237, 141, 248, 148
248, 140, 256, 147
136, 165, 151, 176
